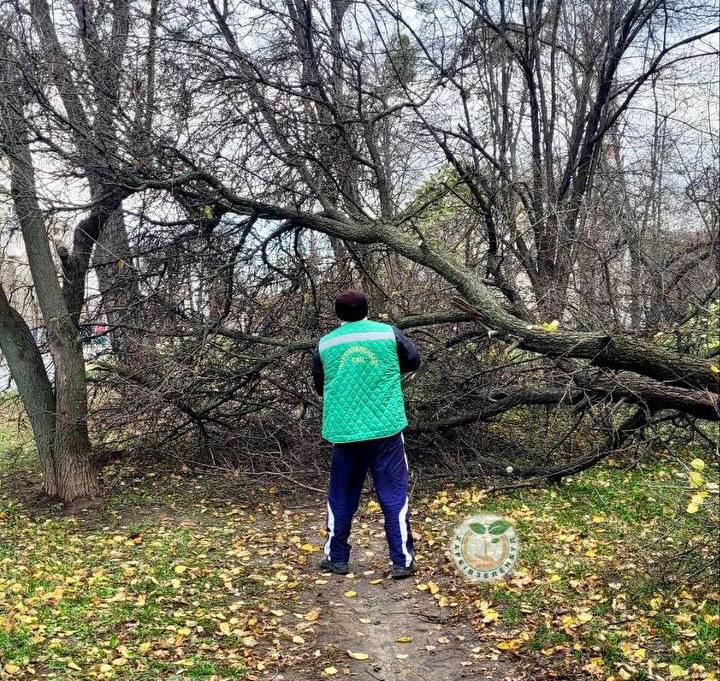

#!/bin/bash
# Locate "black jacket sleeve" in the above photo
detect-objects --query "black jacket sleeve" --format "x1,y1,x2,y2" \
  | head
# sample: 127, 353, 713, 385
393, 327, 421, 374
311, 346, 324, 395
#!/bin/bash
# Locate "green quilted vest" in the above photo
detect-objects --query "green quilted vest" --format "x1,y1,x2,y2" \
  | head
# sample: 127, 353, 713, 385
319, 319, 408, 443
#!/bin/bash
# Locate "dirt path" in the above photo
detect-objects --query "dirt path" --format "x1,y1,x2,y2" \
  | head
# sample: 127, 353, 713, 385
279, 508, 521, 681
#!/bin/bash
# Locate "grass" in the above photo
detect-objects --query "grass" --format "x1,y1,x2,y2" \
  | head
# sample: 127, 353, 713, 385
526, 623, 570, 651
416, 451, 719, 680
0, 425, 317, 680
1, 416, 718, 680
0, 498, 259, 679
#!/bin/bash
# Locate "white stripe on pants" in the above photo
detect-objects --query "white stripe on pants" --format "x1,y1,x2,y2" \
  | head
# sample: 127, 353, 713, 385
324, 502, 335, 559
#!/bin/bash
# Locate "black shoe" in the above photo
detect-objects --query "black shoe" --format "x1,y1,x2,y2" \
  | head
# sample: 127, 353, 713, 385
391, 560, 417, 579
319, 557, 350, 575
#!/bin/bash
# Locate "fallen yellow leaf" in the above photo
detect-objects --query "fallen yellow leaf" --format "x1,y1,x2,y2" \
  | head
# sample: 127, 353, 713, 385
347, 650, 369, 660
688, 471, 704, 488
482, 608, 499, 623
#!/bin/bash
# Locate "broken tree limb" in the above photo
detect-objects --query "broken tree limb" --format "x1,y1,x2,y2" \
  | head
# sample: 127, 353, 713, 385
130, 174, 719, 395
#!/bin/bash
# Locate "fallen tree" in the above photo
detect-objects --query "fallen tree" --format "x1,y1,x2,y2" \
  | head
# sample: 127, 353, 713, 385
138, 176, 719, 401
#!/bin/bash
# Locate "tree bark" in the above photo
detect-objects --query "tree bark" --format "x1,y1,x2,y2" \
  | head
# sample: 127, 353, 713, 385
0, 56, 99, 502
91, 209, 146, 360
0, 286, 58, 495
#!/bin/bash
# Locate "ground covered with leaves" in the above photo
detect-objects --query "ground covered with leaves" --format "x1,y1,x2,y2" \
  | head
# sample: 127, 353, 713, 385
418, 461, 719, 681
0, 419, 718, 680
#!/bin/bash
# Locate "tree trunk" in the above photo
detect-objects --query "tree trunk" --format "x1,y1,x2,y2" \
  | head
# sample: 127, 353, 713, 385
0, 61, 100, 502
92, 208, 146, 360
48, 315, 98, 501
0, 286, 59, 496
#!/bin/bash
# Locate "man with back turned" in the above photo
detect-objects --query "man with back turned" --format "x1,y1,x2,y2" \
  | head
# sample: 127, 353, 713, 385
311, 290, 421, 579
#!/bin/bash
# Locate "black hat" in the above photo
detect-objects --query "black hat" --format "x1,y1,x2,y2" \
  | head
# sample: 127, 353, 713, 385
335, 290, 368, 322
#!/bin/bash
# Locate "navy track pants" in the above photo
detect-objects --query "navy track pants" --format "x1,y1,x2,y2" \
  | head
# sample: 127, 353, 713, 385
324, 432, 415, 567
